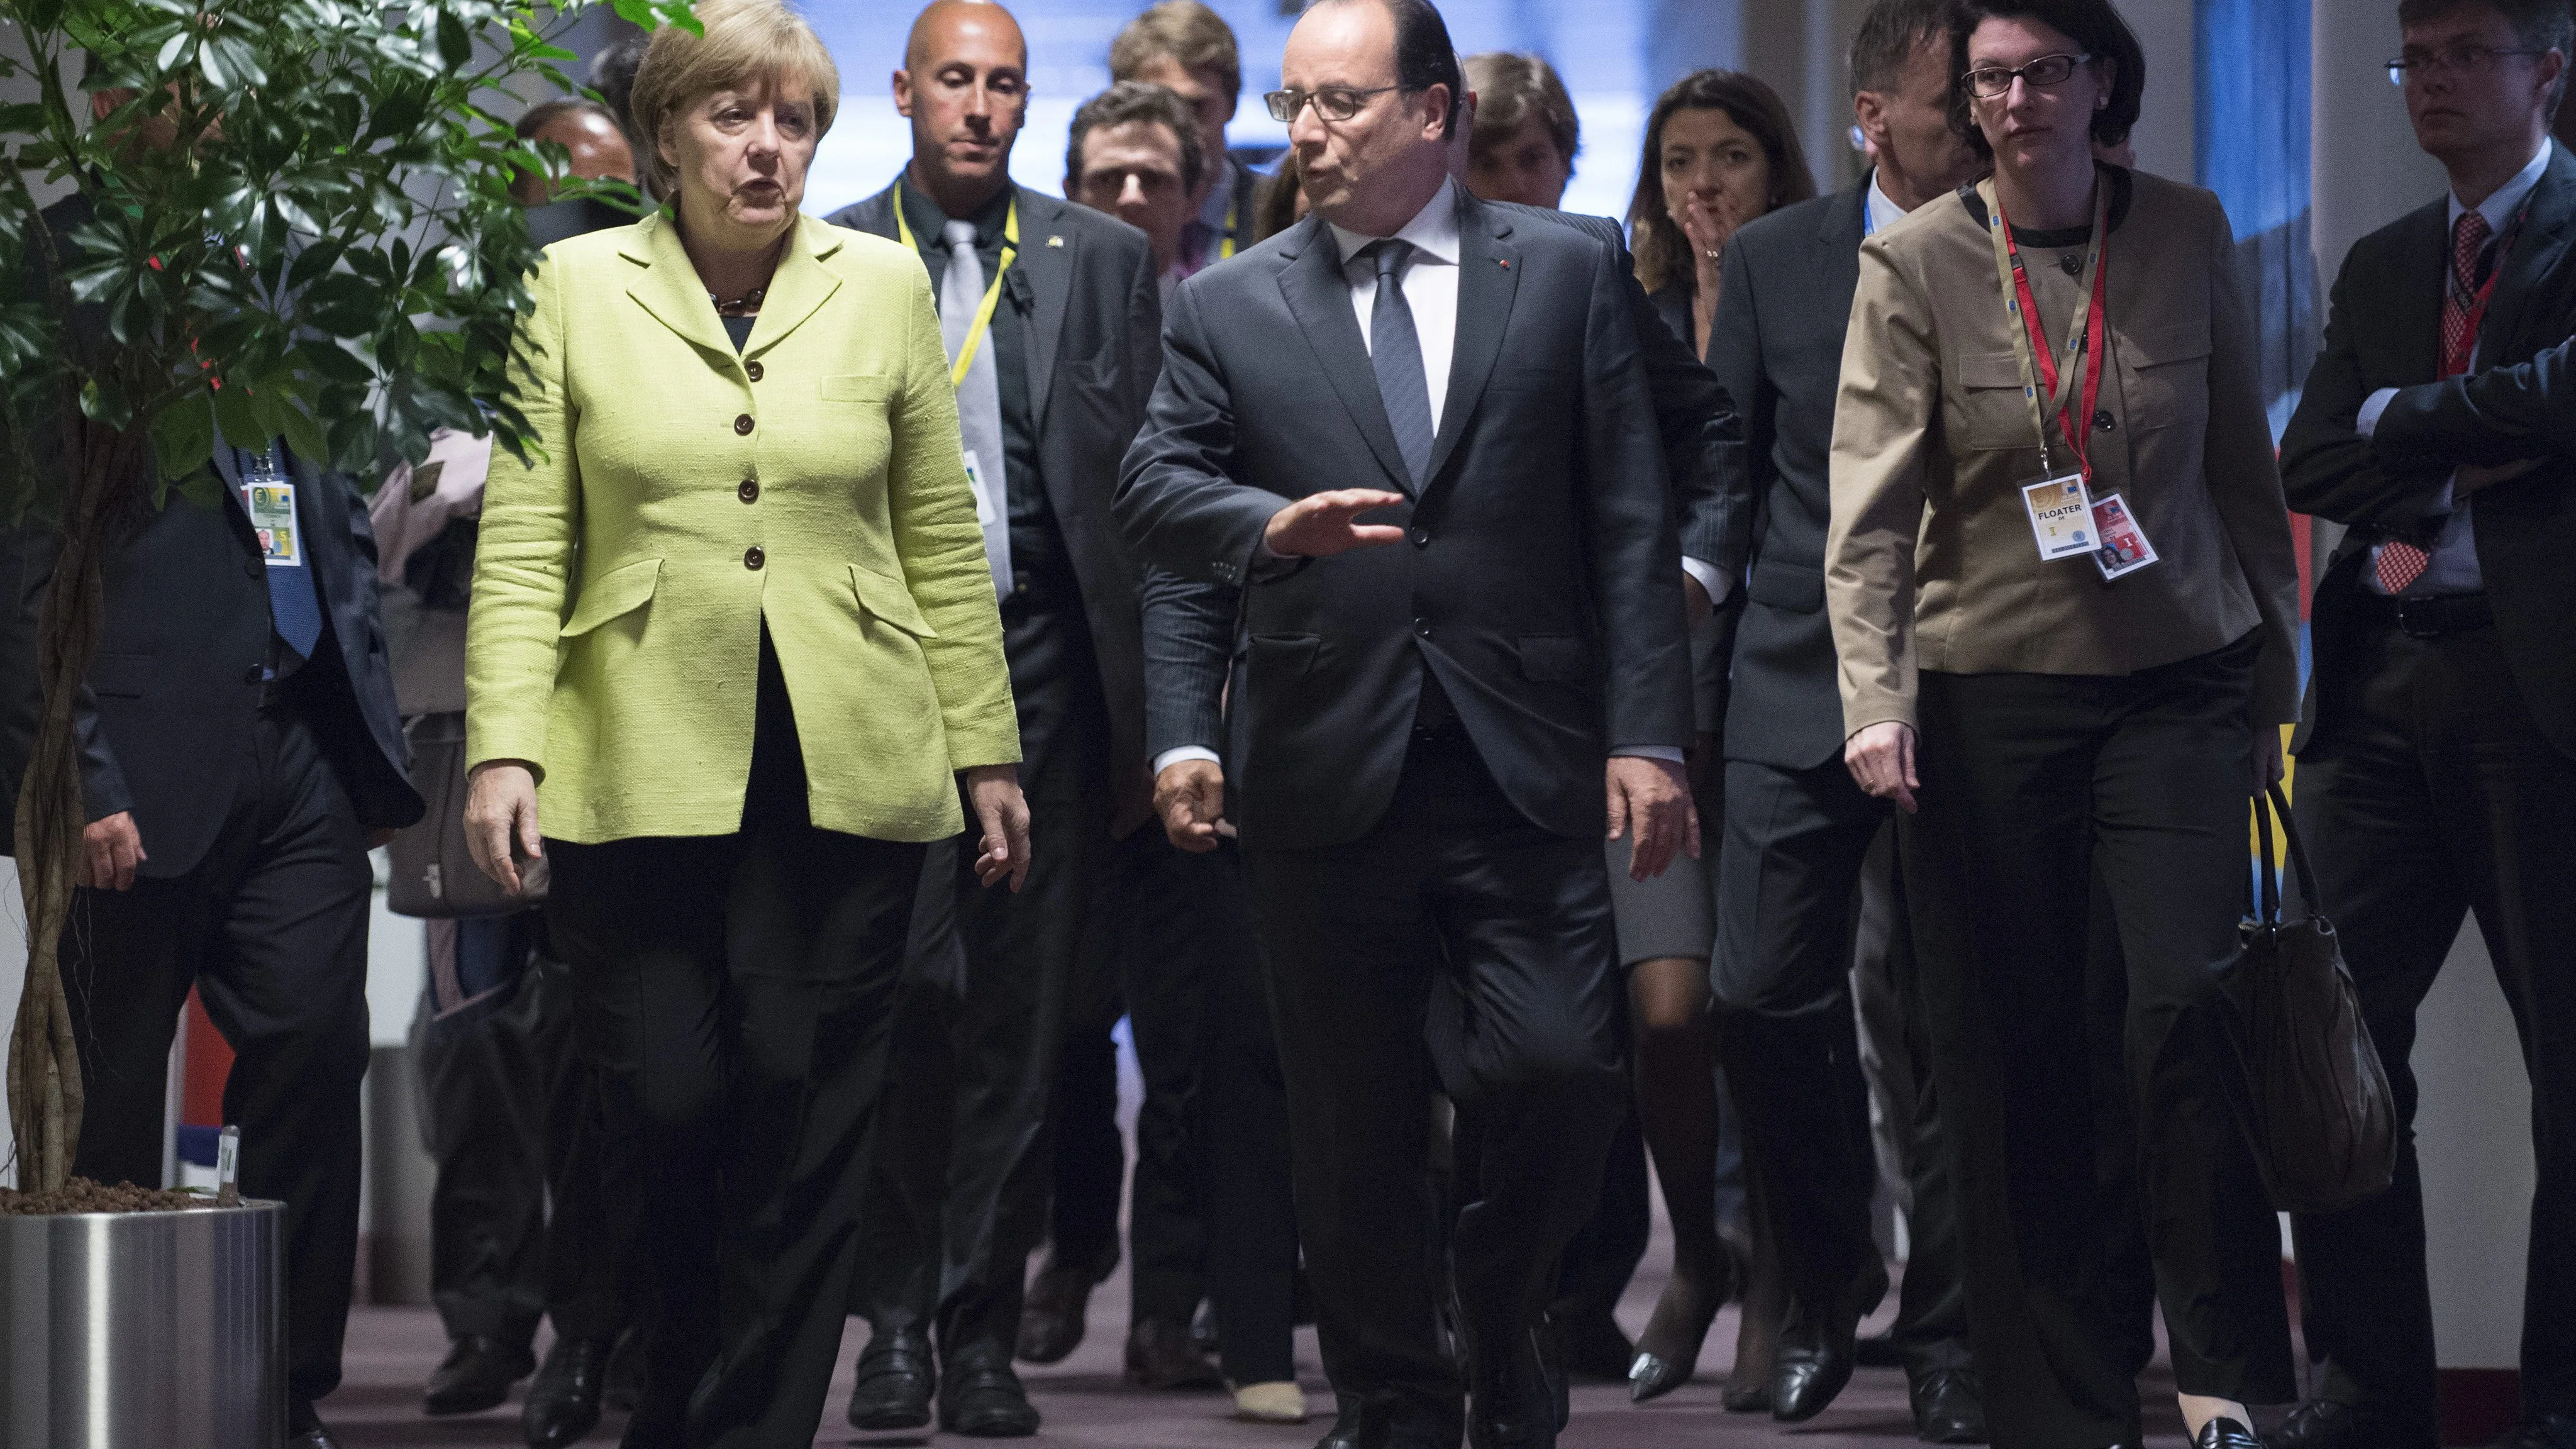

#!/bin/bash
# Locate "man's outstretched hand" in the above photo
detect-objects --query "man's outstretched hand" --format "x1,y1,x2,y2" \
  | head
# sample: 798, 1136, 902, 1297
1263, 489, 1408, 558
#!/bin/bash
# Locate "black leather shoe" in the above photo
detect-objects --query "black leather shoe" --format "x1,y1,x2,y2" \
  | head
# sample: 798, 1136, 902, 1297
1016, 1241, 1116, 1364
1771, 1259, 1887, 1424
523, 1335, 615, 1448
1316, 1403, 1368, 1449
287, 1397, 340, 1449
2197, 1417, 2262, 1449
1467, 1324, 1559, 1449
425, 1335, 538, 1416
939, 1347, 1041, 1437
2500, 1413, 2576, 1448
847, 1327, 936, 1430
1126, 1317, 1224, 1389
2263, 1397, 2436, 1449
1908, 1368, 1987, 1445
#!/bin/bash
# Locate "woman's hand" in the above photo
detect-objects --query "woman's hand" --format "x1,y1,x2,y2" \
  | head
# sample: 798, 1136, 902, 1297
1845, 721, 1921, 814
2253, 724, 2285, 792
464, 760, 543, 895
965, 763, 1033, 891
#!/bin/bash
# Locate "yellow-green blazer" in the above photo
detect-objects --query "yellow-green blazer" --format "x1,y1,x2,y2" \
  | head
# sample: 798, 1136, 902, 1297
467, 209, 1019, 844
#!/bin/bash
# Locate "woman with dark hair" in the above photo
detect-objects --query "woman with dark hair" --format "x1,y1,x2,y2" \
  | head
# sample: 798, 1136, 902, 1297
1826, 1, 2301, 1445
1626, 69, 1817, 358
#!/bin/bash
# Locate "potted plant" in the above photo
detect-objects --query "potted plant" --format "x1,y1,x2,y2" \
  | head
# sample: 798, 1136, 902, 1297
0, 0, 682, 1436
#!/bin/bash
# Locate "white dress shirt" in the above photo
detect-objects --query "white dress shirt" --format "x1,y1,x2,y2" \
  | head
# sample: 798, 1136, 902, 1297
1152, 177, 1685, 775
2355, 136, 2553, 597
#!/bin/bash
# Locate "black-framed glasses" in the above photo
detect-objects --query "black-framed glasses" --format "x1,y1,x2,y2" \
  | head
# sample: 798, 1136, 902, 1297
2387, 44, 2550, 86
1960, 52, 2094, 98
1263, 85, 1402, 123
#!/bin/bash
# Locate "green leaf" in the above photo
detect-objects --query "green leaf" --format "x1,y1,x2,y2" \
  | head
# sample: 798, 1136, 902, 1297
173, 467, 227, 514
435, 9, 471, 70
150, 390, 217, 482
208, 377, 265, 450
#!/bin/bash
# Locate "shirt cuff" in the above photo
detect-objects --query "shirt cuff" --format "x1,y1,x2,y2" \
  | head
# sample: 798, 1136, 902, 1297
1679, 555, 1732, 604
1613, 746, 1686, 764
1153, 746, 1221, 775
2356, 387, 2399, 440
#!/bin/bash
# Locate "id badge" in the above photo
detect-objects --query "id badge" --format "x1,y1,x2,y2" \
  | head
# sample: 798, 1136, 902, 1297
960, 449, 999, 526
2020, 474, 2096, 562
2089, 492, 2160, 580
238, 473, 302, 567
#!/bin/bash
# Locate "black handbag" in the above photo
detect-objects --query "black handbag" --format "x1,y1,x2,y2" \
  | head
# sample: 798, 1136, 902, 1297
385, 711, 547, 918
2219, 782, 2396, 1215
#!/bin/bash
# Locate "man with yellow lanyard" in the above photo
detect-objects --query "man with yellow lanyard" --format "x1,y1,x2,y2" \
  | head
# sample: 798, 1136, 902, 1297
825, 0, 1164, 1438
1112, 0, 1263, 275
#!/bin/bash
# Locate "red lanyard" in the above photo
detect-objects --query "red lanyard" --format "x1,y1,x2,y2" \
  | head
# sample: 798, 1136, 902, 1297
1998, 203, 2111, 481
2451, 204, 2526, 374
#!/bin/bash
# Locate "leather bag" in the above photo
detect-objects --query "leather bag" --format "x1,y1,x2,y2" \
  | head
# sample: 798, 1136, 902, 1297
386, 711, 546, 918
2219, 783, 2396, 1214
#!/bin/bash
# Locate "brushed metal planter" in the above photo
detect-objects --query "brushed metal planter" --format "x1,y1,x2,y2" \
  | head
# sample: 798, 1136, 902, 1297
0, 1199, 284, 1449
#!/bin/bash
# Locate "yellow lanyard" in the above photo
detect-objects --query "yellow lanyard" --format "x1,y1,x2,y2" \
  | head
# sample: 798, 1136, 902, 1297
1218, 179, 1240, 262
896, 182, 1019, 389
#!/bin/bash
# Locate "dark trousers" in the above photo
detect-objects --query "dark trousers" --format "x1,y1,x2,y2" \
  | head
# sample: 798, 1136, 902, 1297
1714, 754, 1890, 1326
1048, 823, 1224, 1326
852, 599, 1113, 1360
1242, 730, 1628, 1442
2290, 614, 2576, 1438
1849, 824, 1974, 1381
411, 930, 632, 1348
1905, 636, 2294, 1448
1196, 841, 1303, 1386
64, 704, 372, 1409
1552, 1112, 1652, 1324
544, 643, 926, 1449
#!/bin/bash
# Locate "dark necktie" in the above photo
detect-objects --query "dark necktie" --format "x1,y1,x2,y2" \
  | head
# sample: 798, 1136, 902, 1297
1362, 239, 1434, 487
2378, 208, 2495, 596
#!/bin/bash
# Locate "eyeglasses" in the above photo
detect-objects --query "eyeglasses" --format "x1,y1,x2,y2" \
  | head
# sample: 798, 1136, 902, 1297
1263, 85, 1402, 123
2386, 44, 2550, 86
1960, 52, 2094, 98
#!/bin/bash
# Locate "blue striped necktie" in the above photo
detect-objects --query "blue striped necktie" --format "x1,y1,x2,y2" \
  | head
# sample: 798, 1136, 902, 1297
1361, 239, 1434, 486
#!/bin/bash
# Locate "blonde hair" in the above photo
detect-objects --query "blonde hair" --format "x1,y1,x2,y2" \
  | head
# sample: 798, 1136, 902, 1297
628, 0, 841, 196
1107, 0, 1241, 103
1463, 52, 1578, 167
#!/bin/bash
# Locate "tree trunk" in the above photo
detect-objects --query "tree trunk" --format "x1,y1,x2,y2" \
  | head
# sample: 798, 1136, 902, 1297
6, 425, 142, 1192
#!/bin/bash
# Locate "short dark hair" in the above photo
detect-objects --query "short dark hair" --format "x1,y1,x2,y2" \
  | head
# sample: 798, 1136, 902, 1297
2397, 0, 2575, 118
1463, 52, 1579, 164
1318, 0, 1465, 138
516, 97, 623, 143
592, 32, 658, 196
1066, 80, 1208, 195
1851, 0, 1965, 99
1109, 1, 1243, 104
1624, 70, 1817, 296
1950, 0, 2146, 158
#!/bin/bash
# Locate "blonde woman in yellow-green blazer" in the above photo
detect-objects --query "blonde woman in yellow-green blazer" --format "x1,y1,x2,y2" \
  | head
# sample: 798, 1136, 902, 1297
458, 3, 1025, 1442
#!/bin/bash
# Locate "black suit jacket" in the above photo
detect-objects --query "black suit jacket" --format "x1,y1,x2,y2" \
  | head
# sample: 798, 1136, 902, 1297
1118, 188, 1694, 849
829, 182, 1163, 792
2280, 143, 2576, 758
1705, 182, 1870, 772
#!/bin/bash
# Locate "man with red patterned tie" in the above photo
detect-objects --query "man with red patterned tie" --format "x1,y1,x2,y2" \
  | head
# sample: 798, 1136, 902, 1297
2276, 3, 2576, 1448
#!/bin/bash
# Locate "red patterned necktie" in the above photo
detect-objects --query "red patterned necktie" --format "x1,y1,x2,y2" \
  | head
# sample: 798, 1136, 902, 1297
2377, 208, 2494, 596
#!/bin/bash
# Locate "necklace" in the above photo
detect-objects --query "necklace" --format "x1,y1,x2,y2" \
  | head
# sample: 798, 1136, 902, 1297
709, 286, 765, 317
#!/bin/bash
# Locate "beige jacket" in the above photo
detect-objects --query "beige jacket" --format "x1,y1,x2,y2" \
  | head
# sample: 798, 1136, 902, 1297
1824, 168, 2301, 736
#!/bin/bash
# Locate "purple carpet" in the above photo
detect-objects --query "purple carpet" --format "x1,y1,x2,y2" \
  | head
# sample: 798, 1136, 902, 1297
330, 1233, 2201, 1447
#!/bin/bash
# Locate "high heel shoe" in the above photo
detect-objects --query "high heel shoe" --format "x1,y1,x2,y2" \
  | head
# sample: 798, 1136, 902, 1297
1627, 1248, 1737, 1403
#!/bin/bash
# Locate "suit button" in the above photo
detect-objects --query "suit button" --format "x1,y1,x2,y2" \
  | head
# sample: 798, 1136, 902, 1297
744, 545, 765, 570
243, 665, 263, 684
1411, 528, 1430, 547
1414, 617, 1431, 637
738, 479, 759, 503
745, 359, 764, 382
733, 414, 754, 435
245, 562, 262, 580
2094, 409, 2116, 433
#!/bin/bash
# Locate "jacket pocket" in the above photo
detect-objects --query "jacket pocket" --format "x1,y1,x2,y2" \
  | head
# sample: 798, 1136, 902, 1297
560, 557, 660, 636
2119, 321, 2214, 434
1745, 556, 1825, 613
91, 652, 153, 699
821, 373, 895, 403
1955, 350, 2038, 452
1246, 633, 1321, 681
850, 562, 938, 638
1516, 633, 1599, 684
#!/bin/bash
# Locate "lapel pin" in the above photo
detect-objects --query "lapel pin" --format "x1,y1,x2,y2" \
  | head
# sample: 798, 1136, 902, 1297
1048, 235, 1064, 247
1498, 258, 1511, 269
